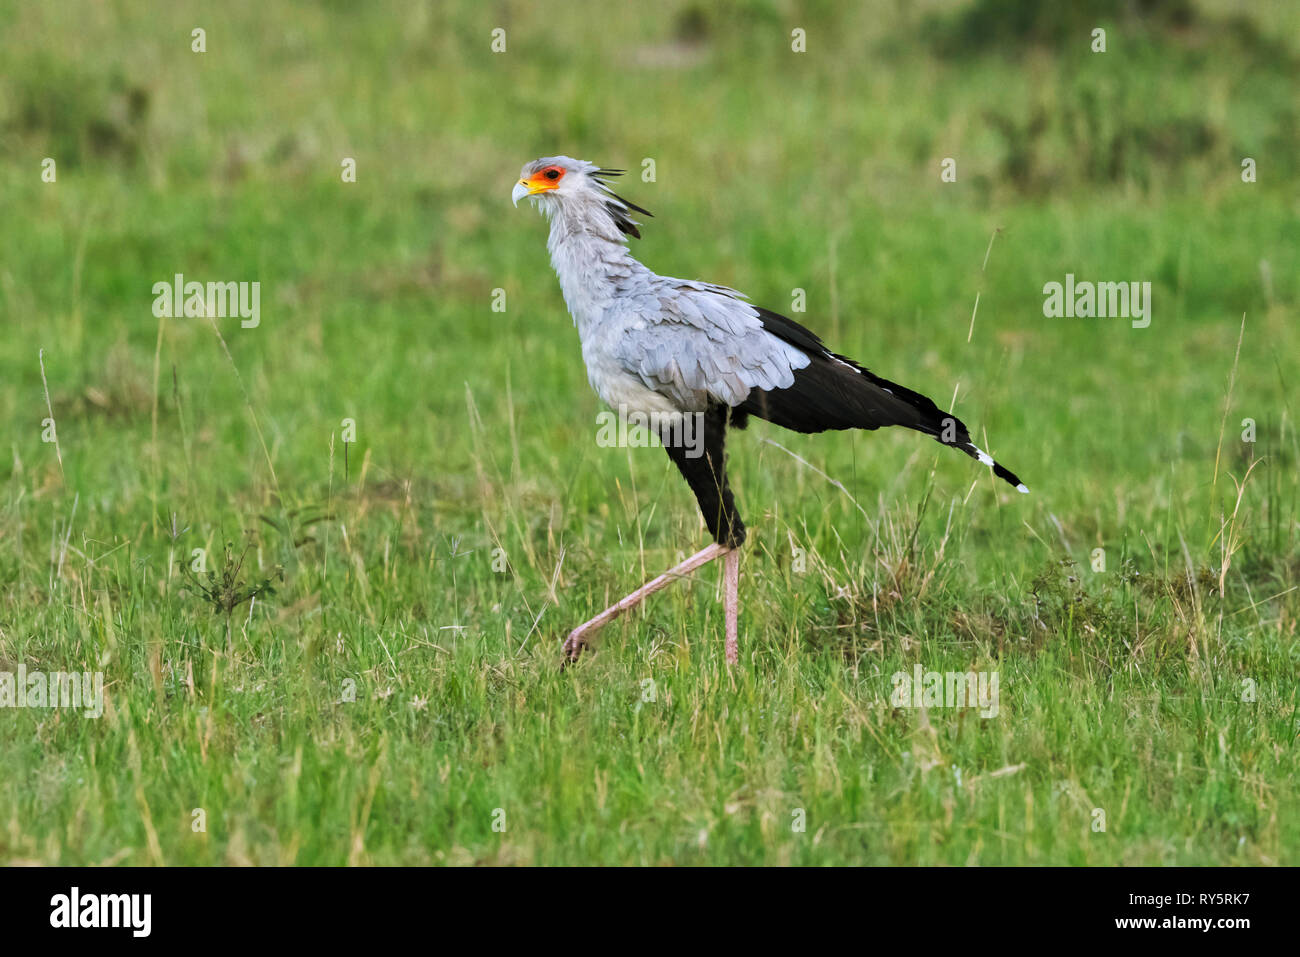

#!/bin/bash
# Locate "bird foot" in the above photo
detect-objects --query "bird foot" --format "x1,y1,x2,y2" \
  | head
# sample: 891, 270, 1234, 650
561, 626, 593, 665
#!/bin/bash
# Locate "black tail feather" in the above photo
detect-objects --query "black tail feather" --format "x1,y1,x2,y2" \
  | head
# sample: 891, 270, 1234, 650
737, 308, 1028, 492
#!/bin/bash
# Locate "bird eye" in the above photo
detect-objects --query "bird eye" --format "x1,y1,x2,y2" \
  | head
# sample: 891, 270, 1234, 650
544, 168, 560, 180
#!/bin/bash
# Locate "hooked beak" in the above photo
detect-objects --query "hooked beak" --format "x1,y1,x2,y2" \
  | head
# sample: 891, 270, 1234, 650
511, 180, 530, 207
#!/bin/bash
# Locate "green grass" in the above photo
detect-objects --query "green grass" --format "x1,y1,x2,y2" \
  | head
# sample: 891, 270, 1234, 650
0, 0, 1297, 865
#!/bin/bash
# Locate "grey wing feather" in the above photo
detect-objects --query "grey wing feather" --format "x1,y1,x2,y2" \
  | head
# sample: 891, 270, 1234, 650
614, 281, 811, 409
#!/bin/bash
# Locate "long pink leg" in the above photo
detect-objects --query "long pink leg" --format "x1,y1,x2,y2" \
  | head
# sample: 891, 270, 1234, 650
563, 543, 729, 662
723, 547, 739, 664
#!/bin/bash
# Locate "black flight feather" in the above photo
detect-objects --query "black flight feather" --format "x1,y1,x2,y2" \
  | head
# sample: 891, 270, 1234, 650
738, 307, 1027, 490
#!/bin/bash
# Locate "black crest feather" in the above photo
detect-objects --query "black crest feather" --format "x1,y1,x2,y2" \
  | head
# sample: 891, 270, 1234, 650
593, 168, 653, 238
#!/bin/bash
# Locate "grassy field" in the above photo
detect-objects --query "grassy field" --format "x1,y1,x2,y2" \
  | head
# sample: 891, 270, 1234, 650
1, 0, 1297, 865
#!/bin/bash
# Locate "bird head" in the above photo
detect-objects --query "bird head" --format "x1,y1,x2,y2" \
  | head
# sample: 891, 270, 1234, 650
511, 156, 652, 238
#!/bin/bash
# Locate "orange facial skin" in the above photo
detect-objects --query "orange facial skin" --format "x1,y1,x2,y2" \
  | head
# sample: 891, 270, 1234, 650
519, 165, 566, 195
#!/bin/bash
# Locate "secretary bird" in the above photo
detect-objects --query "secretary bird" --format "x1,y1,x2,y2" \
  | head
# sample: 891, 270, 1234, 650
512, 156, 1027, 665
